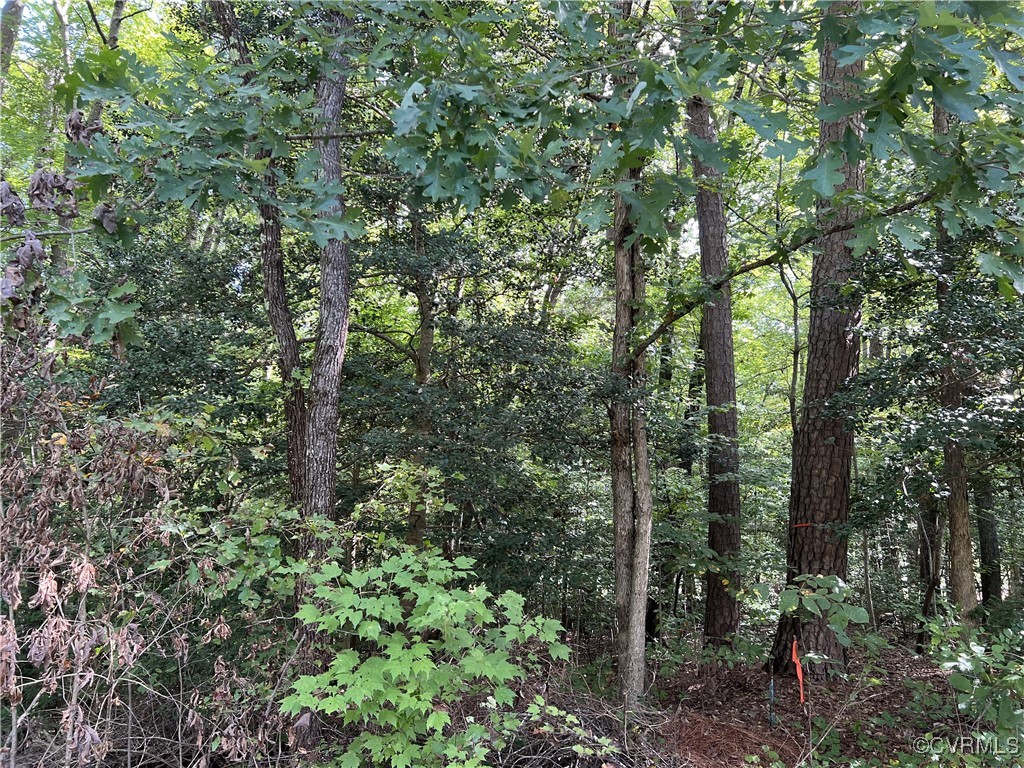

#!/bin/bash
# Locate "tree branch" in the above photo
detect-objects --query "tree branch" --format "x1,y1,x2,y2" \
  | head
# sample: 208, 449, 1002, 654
85, 0, 107, 46
350, 322, 418, 363
0, 227, 90, 244
629, 188, 940, 362
286, 129, 388, 141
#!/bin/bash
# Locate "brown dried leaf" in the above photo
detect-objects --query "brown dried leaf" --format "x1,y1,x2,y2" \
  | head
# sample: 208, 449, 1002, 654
0, 566, 22, 611
0, 618, 20, 703
0, 181, 26, 226
65, 109, 89, 144
1, 264, 23, 301
92, 202, 118, 234
28, 567, 58, 611
27, 169, 56, 210
71, 557, 96, 594
16, 231, 45, 268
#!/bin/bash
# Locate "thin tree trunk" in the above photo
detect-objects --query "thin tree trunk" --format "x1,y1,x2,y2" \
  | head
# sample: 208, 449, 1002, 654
974, 476, 1002, 605
770, 0, 864, 676
302, 12, 352, 525
779, 265, 801, 437
86, 0, 126, 124
605, 0, 653, 709
933, 102, 977, 617
406, 217, 435, 548
688, 95, 741, 647
209, 0, 307, 505
918, 489, 940, 605
657, 313, 673, 390
680, 332, 704, 475
610, 160, 653, 707
0, 0, 22, 107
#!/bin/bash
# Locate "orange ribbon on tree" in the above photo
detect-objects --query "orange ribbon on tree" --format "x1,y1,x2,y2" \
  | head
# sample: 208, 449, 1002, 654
791, 636, 805, 704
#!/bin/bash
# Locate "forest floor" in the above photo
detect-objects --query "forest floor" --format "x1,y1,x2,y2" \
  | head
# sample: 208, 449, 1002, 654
658, 642, 961, 767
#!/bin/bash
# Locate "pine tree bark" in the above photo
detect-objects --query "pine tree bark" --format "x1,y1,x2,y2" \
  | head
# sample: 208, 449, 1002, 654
770, 0, 864, 676
688, 96, 741, 647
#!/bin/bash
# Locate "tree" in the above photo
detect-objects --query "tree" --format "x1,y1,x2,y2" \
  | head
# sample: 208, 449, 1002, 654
933, 102, 978, 617
770, 0, 865, 675
687, 95, 741, 647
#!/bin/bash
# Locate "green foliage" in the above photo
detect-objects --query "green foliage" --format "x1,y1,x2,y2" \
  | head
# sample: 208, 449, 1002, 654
282, 543, 568, 768
778, 575, 871, 647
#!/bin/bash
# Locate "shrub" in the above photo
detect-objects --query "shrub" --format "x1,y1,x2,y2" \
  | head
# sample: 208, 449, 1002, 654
282, 543, 569, 768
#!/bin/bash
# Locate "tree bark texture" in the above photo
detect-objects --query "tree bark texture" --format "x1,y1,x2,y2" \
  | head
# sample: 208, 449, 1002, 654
771, 0, 864, 676
302, 12, 352, 526
606, 0, 653, 709
610, 167, 653, 709
688, 96, 741, 647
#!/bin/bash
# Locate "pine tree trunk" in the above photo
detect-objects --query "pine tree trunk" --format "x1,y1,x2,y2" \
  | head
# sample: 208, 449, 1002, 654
770, 0, 864, 676
688, 95, 741, 647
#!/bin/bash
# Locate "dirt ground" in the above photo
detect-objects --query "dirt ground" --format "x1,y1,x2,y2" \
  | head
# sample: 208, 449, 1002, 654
660, 644, 962, 767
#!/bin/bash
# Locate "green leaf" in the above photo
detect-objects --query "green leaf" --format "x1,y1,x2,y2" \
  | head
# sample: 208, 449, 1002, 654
804, 154, 846, 198
949, 673, 975, 693
99, 301, 141, 325
625, 81, 647, 117
890, 218, 926, 252
394, 80, 426, 136
844, 606, 870, 624
347, 570, 369, 589
779, 589, 799, 613
988, 43, 1024, 90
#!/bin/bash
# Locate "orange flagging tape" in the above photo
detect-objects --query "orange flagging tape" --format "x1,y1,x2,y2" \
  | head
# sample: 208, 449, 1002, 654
791, 636, 805, 704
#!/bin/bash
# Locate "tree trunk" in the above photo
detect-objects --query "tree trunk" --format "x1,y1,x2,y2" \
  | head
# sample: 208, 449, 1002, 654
917, 488, 941, 607
0, 0, 22, 105
680, 332, 704, 475
770, 0, 864, 676
406, 217, 435, 548
86, 0, 126, 124
688, 96, 741, 647
974, 476, 1002, 605
934, 103, 977, 617
302, 12, 352, 526
605, 0, 653, 709
610, 164, 653, 708
209, 0, 307, 505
